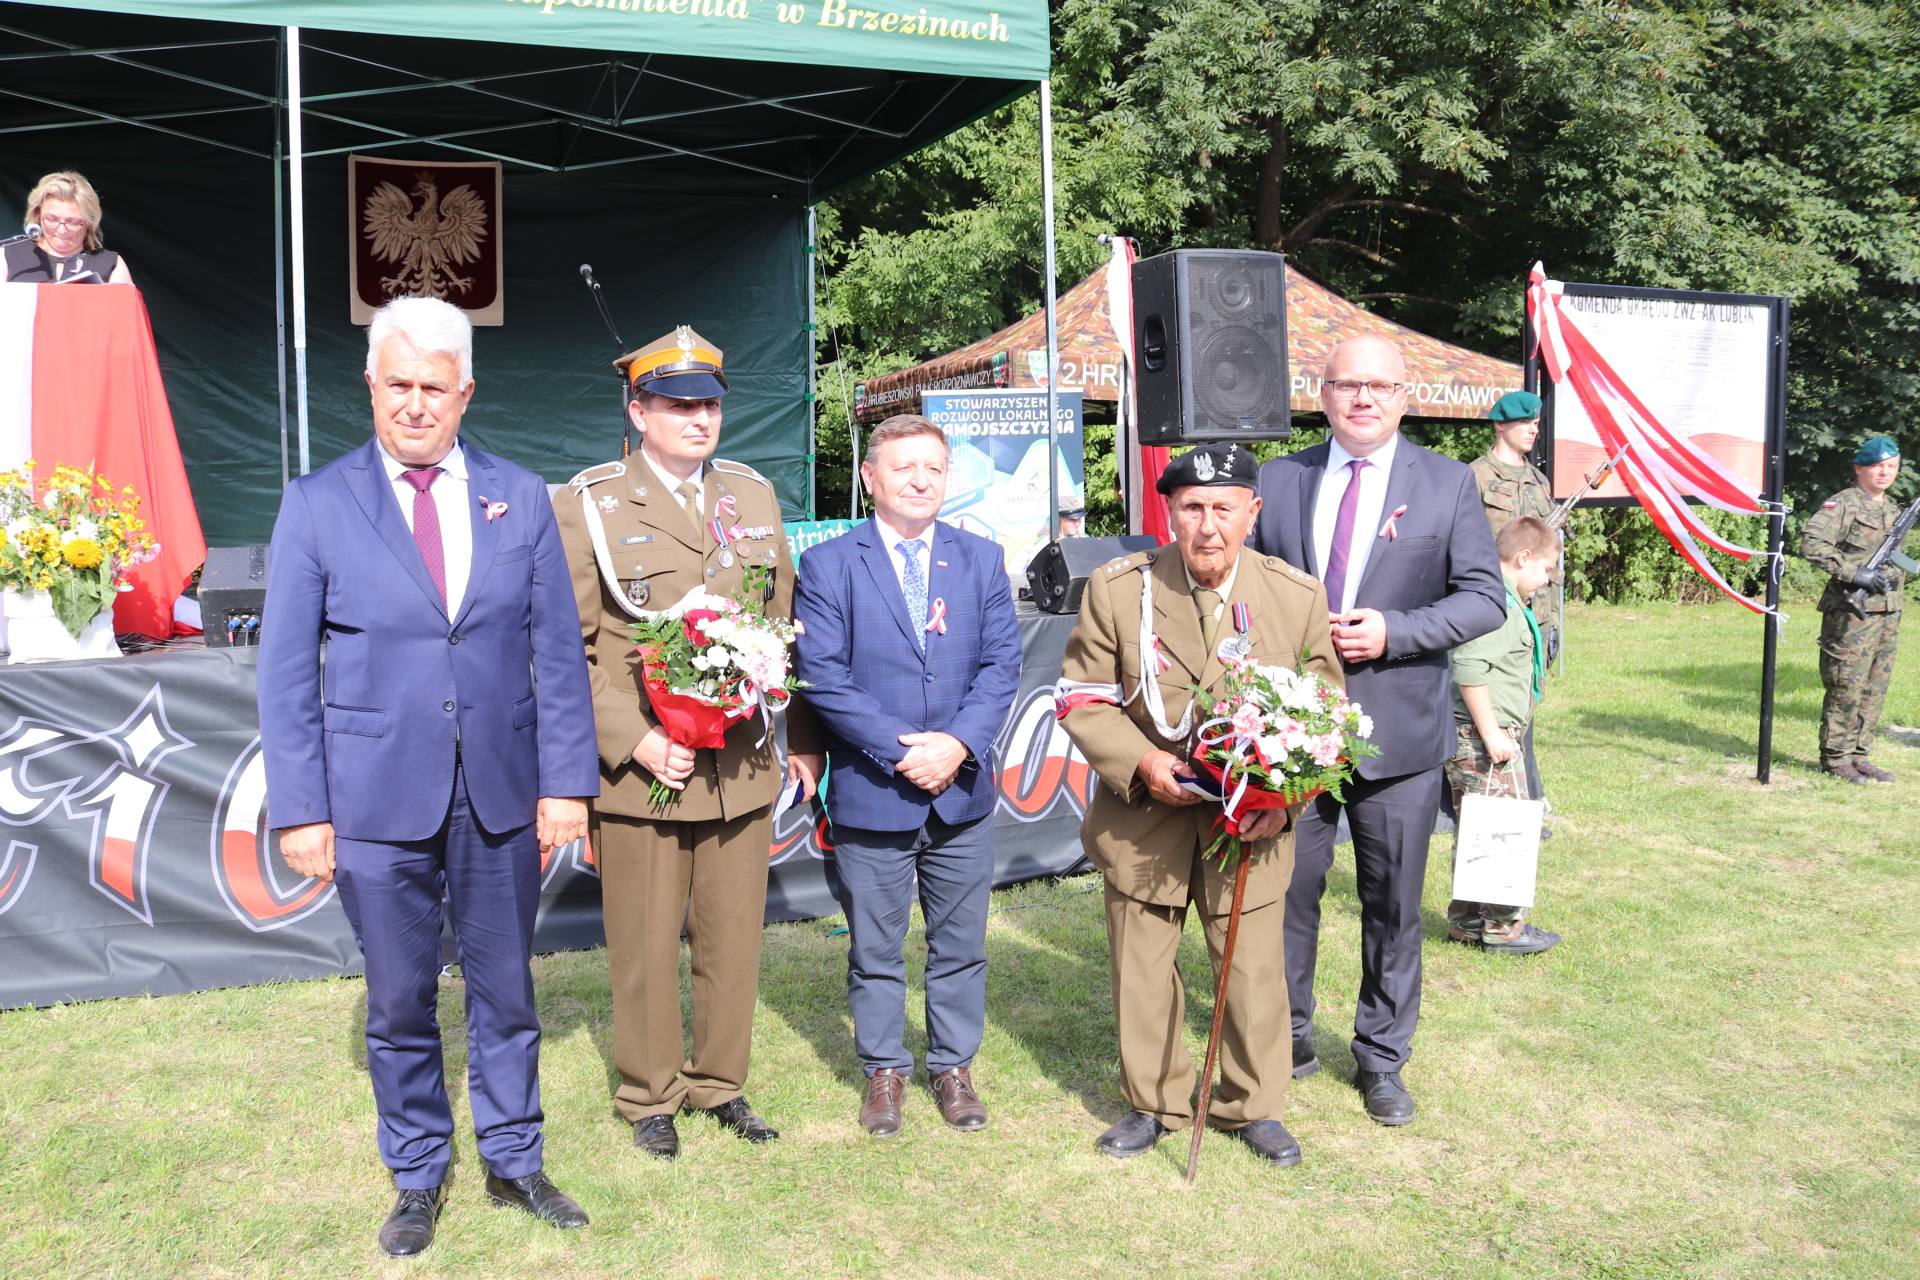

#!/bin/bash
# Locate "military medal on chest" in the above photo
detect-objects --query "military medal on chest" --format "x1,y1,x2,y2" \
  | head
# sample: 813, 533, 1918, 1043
1219, 601, 1254, 663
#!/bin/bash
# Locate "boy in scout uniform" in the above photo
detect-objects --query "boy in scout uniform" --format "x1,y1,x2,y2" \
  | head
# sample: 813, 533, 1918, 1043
1801, 435, 1910, 784
1472, 390, 1559, 817
553, 326, 821, 1158
1472, 391, 1560, 641
1056, 443, 1341, 1167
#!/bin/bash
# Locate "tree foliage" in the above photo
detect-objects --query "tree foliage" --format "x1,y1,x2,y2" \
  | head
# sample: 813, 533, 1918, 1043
817, 0, 1920, 591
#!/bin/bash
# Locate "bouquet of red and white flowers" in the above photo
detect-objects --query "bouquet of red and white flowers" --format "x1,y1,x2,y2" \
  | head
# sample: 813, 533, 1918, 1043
1190, 661, 1379, 869
629, 573, 799, 809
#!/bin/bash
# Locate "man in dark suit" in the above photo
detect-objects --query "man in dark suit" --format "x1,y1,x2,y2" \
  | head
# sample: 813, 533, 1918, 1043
793, 414, 1022, 1138
259, 297, 601, 1256
1250, 335, 1505, 1126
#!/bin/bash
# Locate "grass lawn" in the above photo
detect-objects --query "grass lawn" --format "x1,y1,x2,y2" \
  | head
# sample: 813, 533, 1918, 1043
4, 601, 1916, 1279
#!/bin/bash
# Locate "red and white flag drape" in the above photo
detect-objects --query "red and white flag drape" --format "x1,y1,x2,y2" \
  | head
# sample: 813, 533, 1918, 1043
1527, 263, 1774, 614
0, 284, 207, 637
1104, 236, 1171, 543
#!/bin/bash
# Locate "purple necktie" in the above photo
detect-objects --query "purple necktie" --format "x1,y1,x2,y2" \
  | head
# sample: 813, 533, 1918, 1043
401, 467, 446, 603
1321, 458, 1368, 611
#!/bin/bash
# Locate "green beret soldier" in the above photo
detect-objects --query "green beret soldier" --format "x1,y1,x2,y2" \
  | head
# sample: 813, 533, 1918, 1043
1800, 435, 1907, 784
1471, 391, 1560, 640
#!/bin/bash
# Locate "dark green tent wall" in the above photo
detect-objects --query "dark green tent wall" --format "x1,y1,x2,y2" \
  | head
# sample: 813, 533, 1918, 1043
0, 0, 1047, 543
3, 147, 806, 545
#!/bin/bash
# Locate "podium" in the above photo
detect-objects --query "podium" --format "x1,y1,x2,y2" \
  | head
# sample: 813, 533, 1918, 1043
0, 284, 207, 638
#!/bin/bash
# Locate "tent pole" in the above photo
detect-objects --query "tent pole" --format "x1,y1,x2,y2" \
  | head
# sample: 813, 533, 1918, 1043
806, 203, 818, 520
273, 29, 289, 490
1039, 78, 1061, 543
288, 26, 311, 476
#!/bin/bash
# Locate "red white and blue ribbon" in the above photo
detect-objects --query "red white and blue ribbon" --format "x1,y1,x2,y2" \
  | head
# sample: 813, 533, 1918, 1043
925, 597, 948, 636
1232, 601, 1250, 635
1528, 262, 1773, 615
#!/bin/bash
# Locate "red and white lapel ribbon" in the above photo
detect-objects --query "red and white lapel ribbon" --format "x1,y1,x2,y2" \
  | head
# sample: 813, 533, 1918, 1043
925, 597, 948, 636
1378, 505, 1408, 541
1528, 262, 1775, 615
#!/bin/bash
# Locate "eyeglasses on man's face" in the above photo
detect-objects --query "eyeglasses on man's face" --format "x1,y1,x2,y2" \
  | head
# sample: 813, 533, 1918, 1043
1325, 379, 1410, 400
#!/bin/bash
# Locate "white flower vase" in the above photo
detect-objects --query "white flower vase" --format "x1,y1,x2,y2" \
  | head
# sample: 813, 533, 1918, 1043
1, 588, 120, 664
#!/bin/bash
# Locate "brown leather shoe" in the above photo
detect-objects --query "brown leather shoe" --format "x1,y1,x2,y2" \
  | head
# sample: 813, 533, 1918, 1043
929, 1066, 988, 1131
1824, 761, 1872, 785
1855, 759, 1895, 782
860, 1068, 905, 1138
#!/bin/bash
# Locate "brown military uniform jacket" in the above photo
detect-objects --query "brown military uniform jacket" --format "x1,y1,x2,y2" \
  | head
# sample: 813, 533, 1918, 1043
1802, 485, 1907, 616
1059, 544, 1342, 912
553, 454, 811, 821
1471, 450, 1562, 632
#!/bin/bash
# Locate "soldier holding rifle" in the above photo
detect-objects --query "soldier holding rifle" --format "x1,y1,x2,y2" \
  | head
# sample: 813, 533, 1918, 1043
1801, 435, 1915, 784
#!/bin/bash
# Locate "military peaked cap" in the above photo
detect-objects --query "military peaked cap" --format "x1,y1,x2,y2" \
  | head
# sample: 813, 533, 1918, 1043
615, 325, 728, 400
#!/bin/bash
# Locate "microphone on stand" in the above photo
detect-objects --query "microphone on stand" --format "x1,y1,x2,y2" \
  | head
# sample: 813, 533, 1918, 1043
0, 222, 42, 249
578, 262, 627, 354
577, 263, 635, 453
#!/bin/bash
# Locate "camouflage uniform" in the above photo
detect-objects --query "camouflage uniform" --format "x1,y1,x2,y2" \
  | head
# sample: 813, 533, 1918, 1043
1470, 451, 1561, 636
1801, 485, 1906, 770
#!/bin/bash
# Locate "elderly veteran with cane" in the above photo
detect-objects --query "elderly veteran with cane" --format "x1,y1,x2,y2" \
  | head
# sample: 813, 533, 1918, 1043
1057, 442, 1340, 1166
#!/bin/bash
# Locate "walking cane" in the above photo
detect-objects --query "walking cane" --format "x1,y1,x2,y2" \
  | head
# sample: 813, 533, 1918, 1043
1185, 850, 1252, 1184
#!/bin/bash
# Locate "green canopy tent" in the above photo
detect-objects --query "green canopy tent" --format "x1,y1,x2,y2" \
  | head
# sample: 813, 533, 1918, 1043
0, 0, 1053, 541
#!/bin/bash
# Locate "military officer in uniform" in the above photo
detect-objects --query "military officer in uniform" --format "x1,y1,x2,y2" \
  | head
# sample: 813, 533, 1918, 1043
1057, 443, 1341, 1167
1801, 435, 1910, 785
553, 326, 821, 1158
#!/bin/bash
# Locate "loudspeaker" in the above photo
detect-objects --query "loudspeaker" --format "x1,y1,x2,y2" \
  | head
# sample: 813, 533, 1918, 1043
200, 544, 269, 648
1027, 535, 1157, 615
1133, 249, 1292, 445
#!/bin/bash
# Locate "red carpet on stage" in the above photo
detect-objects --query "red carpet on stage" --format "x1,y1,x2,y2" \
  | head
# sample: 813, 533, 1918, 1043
1, 284, 207, 637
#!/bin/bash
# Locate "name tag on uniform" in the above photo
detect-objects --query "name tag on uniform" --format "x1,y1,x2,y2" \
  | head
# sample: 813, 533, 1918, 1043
619, 535, 653, 545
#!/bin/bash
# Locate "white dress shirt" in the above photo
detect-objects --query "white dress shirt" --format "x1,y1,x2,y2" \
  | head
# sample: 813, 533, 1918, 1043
379, 439, 473, 618
874, 514, 935, 595
1312, 432, 1401, 613
641, 448, 706, 518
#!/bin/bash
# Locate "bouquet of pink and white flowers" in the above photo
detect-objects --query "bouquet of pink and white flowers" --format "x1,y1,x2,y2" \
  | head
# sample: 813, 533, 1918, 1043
1190, 661, 1379, 869
629, 572, 799, 809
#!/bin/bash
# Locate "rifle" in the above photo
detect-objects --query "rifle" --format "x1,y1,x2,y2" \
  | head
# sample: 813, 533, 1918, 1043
1546, 444, 1630, 530
1844, 494, 1920, 620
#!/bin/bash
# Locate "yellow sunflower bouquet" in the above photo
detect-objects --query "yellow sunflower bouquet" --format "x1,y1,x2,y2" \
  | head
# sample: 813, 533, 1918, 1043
0, 463, 159, 639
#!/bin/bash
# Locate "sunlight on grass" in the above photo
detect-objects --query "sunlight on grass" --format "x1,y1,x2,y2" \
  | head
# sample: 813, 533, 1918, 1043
2, 603, 1914, 1278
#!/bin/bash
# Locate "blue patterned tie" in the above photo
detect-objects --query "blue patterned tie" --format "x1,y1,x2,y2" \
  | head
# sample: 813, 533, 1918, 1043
897, 538, 927, 652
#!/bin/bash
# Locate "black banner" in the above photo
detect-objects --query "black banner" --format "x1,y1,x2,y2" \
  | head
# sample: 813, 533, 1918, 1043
0, 608, 1089, 1008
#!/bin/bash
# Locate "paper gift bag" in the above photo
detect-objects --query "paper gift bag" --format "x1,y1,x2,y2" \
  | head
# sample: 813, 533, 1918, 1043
1451, 791, 1543, 907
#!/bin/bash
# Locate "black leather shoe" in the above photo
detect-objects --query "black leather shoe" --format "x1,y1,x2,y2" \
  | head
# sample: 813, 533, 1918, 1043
377, 1185, 445, 1258
1095, 1110, 1168, 1158
1291, 1034, 1321, 1080
633, 1114, 680, 1160
1482, 923, 1562, 956
484, 1168, 589, 1229
1221, 1118, 1302, 1167
1356, 1070, 1416, 1126
697, 1096, 779, 1143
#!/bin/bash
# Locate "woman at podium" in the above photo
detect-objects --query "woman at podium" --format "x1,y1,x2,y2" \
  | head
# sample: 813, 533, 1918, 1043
5, 171, 133, 286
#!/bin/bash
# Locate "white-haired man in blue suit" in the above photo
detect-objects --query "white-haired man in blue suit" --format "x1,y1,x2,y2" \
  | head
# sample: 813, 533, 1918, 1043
259, 297, 600, 1257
